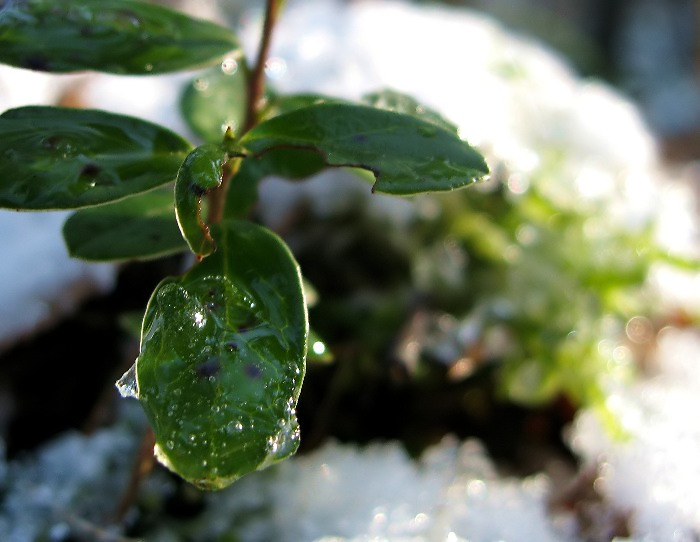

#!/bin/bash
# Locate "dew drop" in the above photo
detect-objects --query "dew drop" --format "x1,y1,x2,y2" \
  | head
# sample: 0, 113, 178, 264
166, 440, 174, 450
221, 57, 238, 75
226, 420, 244, 434
115, 364, 138, 398
312, 341, 326, 355
264, 56, 287, 79
144, 63, 153, 72
194, 78, 209, 92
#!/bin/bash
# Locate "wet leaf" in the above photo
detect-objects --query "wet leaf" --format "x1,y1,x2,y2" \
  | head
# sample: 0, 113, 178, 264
175, 143, 228, 258
240, 103, 489, 195
0, 106, 192, 210
224, 147, 327, 219
0, 0, 240, 74
181, 61, 248, 143
261, 92, 343, 120
63, 187, 187, 261
127, 220, 307, 489
362, 89, 459, 134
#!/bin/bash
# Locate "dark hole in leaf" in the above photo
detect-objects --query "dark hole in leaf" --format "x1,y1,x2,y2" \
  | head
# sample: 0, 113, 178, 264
244, 364, 262, 379
80, 163, 102, 178
196, 357, 221, 378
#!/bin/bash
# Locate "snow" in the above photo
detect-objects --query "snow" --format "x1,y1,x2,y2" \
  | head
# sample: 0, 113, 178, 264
571, 328, 700, 541
0, 0, 699, 540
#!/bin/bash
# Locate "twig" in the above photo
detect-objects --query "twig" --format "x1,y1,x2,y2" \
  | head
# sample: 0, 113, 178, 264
208, 0, 282, 225
244, 0, 282, 133
113, 426, 156, 523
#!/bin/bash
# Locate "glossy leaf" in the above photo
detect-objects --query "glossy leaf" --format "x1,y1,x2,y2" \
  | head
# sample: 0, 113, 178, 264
63, 187, 186, 261
175, 143, 228, 258
240, 103, 489, 195
362, 89, 459, 134
0, 0, 240, 74
224, 147, 327, 219
126, 220, 307, 489
0, 106, 192, 210
261, 92, 343, 120
181, 60, 248, 143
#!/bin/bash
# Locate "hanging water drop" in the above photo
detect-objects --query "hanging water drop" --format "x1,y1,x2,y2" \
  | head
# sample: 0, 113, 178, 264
115, 363, 138, 398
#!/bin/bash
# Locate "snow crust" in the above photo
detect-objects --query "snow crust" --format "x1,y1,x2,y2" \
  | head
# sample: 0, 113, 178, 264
571, 328, 700, 541
0, 1, 699, 540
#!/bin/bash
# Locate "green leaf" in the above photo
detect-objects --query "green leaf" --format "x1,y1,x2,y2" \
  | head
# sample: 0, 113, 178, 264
125, 220, 308, 489
362, 89, 460, 134
181, 62, 249, 143
0, 0, 241, 74
261, 92, 343, 120
63, 187, 187, 262
0, 106, 191, 210
175, 143, 228, 258
240, 103, 489, 195
224, 148, 327, 220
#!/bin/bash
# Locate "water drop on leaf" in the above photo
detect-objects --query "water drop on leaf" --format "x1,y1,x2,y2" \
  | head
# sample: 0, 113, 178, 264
115, 364, 138, 398
133, 221, 307, 489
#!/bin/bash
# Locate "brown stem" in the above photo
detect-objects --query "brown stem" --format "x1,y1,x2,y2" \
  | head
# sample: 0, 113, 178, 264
113, 426, 156, 523
245, 0, 282, 133
208, 0, 282, 225
206, 157, 236, 226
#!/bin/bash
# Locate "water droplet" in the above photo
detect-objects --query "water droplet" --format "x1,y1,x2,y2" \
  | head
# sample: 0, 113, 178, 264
221, 57, 238, 75
194, 77, 209, 92
144, 63, 153, 72
226, 420, 244, 434
189, 434, 196, 442
264, 56, 287, 80
212, 405, 220, 413
115, 364, 138, 398
193, 311, 205, 327
166, 440, 174, 450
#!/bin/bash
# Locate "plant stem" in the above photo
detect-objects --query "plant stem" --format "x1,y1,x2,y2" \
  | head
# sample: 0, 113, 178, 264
114, 427, 156, 523
208, 0, 282, 225
245, 0, 282, 133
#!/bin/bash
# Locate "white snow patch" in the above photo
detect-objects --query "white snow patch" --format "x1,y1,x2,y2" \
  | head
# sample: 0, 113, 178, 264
571, 328, 700, 540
